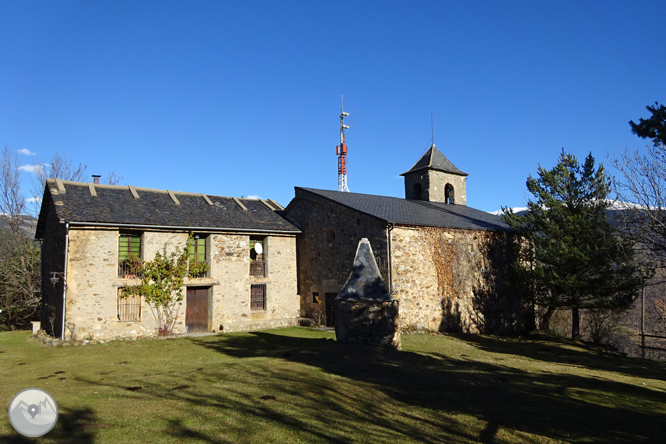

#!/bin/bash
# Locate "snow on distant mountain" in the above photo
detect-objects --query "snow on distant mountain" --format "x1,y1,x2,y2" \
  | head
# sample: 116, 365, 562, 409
490, 207, 528, 216
491, 200, 648, 217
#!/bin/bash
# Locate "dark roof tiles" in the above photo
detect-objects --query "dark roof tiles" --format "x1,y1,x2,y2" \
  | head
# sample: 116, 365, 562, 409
36, 180, 299, 238
401, 145, 468, 177
292, 187, 511, 231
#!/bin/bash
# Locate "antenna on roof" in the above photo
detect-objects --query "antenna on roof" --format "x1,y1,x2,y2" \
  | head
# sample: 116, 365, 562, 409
336, 95, 351, 192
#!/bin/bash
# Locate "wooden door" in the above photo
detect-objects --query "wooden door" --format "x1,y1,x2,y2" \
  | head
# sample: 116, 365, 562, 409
186, 287, 209, 333
325, 292, 337, 327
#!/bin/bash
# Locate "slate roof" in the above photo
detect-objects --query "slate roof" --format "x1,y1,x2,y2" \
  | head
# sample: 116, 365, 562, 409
400, 145, 468, 177
290, 187, 511, 231
35, 180, 300, 239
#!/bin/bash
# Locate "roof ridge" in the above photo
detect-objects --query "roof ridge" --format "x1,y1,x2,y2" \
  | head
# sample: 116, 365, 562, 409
55, 180, 280, 202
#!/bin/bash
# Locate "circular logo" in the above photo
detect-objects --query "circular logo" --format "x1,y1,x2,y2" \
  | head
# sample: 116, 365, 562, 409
8, 388, 58, 437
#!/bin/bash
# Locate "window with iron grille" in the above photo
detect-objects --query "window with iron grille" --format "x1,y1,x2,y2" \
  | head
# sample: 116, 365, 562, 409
117, 288, 141, 321
118, 232, 142, 278
250, 284, 266, 311
249, 237, 266, 277
187, 234, 208, 278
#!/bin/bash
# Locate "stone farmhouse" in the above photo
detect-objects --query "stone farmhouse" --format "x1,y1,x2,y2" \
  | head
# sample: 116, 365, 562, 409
35, 145, 527, 340
35, 179, 300, 340
283, 145, 529, 334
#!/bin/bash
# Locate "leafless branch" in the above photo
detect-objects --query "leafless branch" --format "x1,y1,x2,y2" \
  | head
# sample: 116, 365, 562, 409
0, 146, 27, 237
610, 142, 666, 266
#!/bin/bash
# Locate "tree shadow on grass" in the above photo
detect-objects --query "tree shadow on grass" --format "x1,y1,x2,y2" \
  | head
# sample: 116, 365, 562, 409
459, 333, 666, 382
63, 331, 666, 443
0, 406, 98, 444
187, 331, 666, 443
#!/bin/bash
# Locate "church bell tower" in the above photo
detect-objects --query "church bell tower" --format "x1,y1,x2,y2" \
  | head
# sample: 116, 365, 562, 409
400, 144, 468, 205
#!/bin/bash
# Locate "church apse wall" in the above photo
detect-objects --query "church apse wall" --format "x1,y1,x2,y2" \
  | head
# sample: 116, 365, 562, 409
391, 226, 528, 334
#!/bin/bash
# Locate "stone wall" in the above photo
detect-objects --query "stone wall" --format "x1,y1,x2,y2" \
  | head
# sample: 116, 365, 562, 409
61, 227, 299, 340
40, 194, 67, 338
212, 233, 300, 332
285, 197, 388, 320
403, 170, 467, 205
391, 226, 527, 334
335, 300, 401, 349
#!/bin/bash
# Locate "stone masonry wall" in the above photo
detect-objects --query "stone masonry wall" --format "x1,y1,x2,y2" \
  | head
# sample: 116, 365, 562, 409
403, 171, 467, 205
63, 227, 298, 340
427, 170, 467, 205
285, 198, 388, 321
64, 227, 150, 340
335, 300, 401, 349
40, 195, 67, 338
212, 233, 299, 332
391, 226, 527, 334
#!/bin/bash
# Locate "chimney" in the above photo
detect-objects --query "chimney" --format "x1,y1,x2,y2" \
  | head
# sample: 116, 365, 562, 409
92, 175, 101, 184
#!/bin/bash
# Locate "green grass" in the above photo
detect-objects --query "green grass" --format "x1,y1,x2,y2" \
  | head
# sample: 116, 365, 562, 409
1, 328, 665, 443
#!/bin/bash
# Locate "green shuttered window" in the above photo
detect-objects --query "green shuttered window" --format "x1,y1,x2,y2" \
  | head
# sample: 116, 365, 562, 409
118, 233, 141, 261
118, 233, 142, 278
188, 236, 206, 263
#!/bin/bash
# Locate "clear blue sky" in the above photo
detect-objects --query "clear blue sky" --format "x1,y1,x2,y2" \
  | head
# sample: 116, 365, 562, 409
1, 1, 664, 212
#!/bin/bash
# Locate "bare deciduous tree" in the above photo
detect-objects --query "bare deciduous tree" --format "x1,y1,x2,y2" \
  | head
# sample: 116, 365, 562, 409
31, 151, 88, 202
611, 142, 666, 266
30, 152, 122, 213
0, 146, 27, 236
0, 146, 40, 330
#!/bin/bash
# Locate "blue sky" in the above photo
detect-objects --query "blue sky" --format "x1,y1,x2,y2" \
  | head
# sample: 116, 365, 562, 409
1, 1, 664, 212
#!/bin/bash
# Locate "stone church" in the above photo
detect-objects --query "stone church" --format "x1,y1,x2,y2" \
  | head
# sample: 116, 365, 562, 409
284, 145, 529, 334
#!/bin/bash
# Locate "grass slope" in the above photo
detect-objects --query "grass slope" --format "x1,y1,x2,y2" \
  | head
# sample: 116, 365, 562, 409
1, 328, 665, 443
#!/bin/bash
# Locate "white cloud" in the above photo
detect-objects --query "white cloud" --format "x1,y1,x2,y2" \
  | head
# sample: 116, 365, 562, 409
19, 164, 47, 174
26, 197, 42, 203
245, 195, 263, 200
18, 149, 36, 156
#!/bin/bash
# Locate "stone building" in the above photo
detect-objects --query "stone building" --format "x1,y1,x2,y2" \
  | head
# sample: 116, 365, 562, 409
35, 179, 300, 340
284, 145, 528, 334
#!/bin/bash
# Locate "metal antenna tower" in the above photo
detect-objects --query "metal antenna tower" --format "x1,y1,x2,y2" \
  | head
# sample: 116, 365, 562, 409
336, 95, 351, 192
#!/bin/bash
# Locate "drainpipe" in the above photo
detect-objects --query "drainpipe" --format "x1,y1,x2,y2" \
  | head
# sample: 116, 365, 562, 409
387, 223, 395, 293
60, 222, 69, 340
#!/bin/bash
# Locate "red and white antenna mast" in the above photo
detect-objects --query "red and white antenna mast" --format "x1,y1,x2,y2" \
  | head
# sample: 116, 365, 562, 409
336, 96, 351, 192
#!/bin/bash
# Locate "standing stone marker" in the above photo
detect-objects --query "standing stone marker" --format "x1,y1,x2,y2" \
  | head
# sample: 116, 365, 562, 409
335, 238, 401, 349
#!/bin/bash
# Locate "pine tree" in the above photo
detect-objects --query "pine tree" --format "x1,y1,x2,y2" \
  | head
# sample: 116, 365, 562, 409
629, 102, 666, 147
504, 150, 648, 340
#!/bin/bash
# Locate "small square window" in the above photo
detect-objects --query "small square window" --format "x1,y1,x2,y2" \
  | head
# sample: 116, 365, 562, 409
312, 292, 320, 304
251, 284, 266, 311
117, 288, 141, 321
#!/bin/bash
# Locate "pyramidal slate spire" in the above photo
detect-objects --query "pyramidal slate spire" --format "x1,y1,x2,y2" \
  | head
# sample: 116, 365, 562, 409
400, 144, 468, 205
400, 144, 468, 177
337, 238, 390, 301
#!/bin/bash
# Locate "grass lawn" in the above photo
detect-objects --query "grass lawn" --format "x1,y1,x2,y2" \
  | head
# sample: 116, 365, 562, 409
1, 328, 665, 443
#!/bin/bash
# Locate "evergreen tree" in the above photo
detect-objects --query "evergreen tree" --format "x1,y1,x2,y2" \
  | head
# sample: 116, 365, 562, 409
504, 150, 648, 340
629, 102, 666, 146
